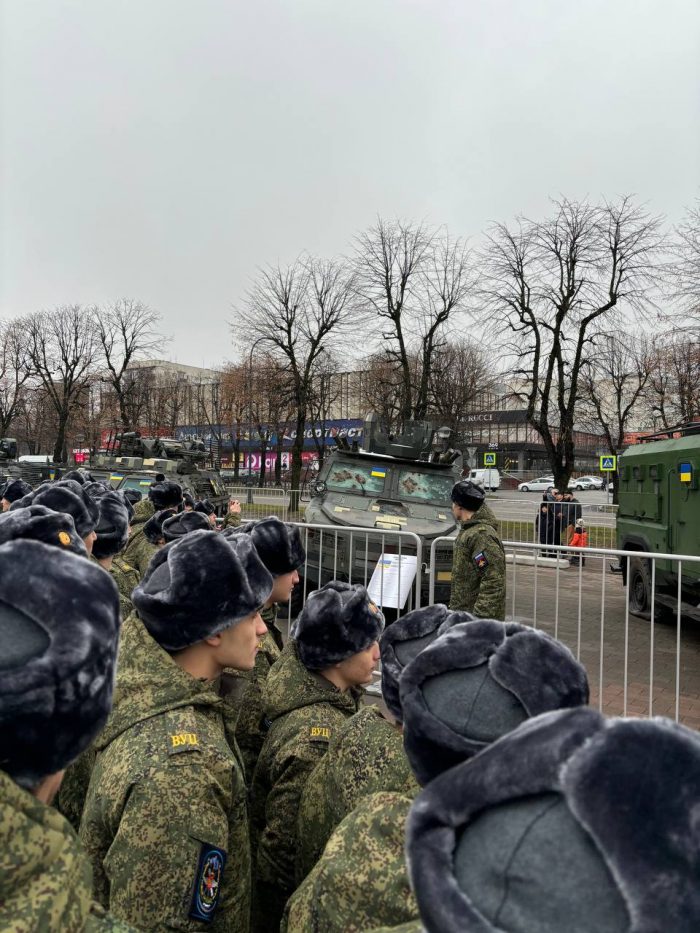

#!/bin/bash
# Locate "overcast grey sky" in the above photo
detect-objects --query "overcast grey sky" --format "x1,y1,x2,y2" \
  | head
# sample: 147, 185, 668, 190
1, 0, 698, 368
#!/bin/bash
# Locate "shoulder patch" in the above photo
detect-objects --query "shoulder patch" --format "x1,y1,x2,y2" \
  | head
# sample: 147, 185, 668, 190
189, 842, 227, 923
308, 725, 332, 743
473, 551, 489, 571
169, 732, 199, 754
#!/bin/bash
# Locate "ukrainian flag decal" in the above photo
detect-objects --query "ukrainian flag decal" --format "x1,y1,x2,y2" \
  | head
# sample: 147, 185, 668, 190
679, 462, 693, 484
371, 469, 386, 478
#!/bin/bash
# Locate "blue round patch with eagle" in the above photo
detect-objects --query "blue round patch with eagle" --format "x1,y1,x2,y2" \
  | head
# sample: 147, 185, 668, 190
190, 843, 227, 922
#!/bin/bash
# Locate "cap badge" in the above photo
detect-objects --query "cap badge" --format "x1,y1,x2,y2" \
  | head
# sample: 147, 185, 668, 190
58, 531, 71, 546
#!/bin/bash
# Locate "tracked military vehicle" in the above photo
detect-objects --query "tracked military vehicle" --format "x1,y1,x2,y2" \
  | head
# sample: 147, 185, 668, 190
301, 414, 463, 610
89, 432, 228, 513
617, 421, 700, 621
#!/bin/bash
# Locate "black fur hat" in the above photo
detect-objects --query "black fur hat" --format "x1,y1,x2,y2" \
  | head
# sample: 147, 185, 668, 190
194, 498, 215, 516
0, 504, 86, 555
451, 480, 484, 512
406, 708, 700, 933
399, 619, 589, 785
162, 510, 211, 541
133, 530, 273, 651
84, 481, 111, 500
92, 491, 130, 559
117, 491, 135, 522
183, 492, 196, 509
291, 581, 385, 671
236, 516, 306, 576
0, 539, 121, 789
380, 604, 475, 722
148, 480, 182, 510
143, 508, 176, 544
61, 468, 94, 486
1, 478, 32, 503
122, 488, 142, 506
10, 479, 99, 538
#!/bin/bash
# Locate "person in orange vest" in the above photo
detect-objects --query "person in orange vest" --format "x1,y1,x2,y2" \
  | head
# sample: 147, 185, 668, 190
569, 518, 588, 566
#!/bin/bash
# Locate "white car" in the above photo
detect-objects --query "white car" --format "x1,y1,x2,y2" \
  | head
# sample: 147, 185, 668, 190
518, 476, 555, 492
568, 475, 604, 491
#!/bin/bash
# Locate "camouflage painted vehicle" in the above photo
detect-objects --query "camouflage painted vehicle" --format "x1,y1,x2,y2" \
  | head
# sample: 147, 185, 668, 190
617, 421, 700, 621
302, 415, 463, 611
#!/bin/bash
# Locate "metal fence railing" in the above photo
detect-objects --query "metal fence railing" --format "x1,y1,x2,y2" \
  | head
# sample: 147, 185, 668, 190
426, 536, 700, 728
219, 488, 309, 523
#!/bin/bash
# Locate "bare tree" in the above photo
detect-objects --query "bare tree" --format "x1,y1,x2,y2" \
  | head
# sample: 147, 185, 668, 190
220, 363, 249, 478
308, 351, 342, 469
645, 330, 700, 428
96, 299, 163, 431
233, 256, 354, 497
480, 197, 664, 490
25, 306, 102, 462
429, 339, 496, 431
670, 200, 700, 326
359, 350, 412, 433
0, 319, 31, 436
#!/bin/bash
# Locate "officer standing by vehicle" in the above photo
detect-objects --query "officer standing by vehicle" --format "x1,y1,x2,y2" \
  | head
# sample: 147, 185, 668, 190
448, 480, 506, 620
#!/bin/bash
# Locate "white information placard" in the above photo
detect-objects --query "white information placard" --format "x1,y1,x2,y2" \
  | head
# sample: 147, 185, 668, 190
367, 553, 418, 609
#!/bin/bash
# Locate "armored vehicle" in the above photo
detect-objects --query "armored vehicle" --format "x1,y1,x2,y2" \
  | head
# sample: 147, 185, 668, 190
617, 421, 700, 621
89, 432, 229, 513
0, 438, 60, 487
302, 414, 463, 610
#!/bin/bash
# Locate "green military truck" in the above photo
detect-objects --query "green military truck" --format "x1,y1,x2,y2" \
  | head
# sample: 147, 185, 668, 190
617, 422, 700, 621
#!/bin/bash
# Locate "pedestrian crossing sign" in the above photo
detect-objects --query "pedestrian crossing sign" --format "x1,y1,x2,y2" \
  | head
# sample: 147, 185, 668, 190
600, 455, 617, 471
484, 452, 497, 466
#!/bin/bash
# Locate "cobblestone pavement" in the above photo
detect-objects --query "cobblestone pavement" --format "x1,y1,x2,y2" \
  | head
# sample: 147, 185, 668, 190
505, 555, 700, 729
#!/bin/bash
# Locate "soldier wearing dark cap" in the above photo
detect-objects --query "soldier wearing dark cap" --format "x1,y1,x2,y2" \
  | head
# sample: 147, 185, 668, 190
183, 491, 196, 511
92, 491, 139, 618
162, 509, 211, 541
195, 498, 218, 526
0, 538, 135, 931
407, 707, 700, 933
224, 517, 306, 783
294, 603, 469, 884
251, 581, 385, 933
0, 502, 86, 554
284, 619, 589, 933
80, 531, 273, 932
1, 477, 32, 511
124, 479, 181, 553
126, 507, 177, 575
449, 480, 506, 619
11, 478, 100, 554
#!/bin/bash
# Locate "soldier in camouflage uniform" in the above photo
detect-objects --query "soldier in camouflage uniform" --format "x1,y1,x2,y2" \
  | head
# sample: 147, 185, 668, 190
250, 582, 384, 933
284, 619, 589, 933
80, 531, 273, 932
222, 517, 305, 783
0, 535, 134, 931
221, 496, 242, 530
448, 480, 506, 619
10, 477, 100, 553
122, 479, 182, 569
126, 507, 175, 575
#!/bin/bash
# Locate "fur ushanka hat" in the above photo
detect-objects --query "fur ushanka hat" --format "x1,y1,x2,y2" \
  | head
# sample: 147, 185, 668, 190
143, 508, 176, 545
451, 480, 485, 512
10, 479, 99, 538
291, 581, 385, 671
0, 539, 121, 789
406, 708, 700, 933
162, 510, 211, 541
133, 530, 273, 651
92, 491, 130, 559
122, 488, 142, 506
230, 516, 306, 577
148, 480, 182, 510
399, 619, 589, 785
380, 604, 475, 721
194, 498, 215, 516
0, 504, 86, 555
1, 478, 32, 504
61, 468, 94, 486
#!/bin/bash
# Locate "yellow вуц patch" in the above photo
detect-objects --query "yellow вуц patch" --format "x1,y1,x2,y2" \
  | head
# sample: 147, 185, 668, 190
170, 732, 198, 749
308, 726, 331, 742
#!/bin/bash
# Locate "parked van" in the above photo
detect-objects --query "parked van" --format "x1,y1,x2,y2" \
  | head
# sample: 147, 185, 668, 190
469, 468, 501, 491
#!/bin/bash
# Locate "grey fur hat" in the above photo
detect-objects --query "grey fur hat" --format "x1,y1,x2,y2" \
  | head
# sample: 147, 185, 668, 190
162, 510, 211, 541
1, 478, 32, 503
92, 491, 130, 559
183, 492, 196, 509
61, 468, 94, 486
0, 539, 121, 789
0, 504, 86, 555
10, 479, 99, 538
232, 516, 306, 577
143, 508, 176, 544
406, 708, 700, 933
122, 488, 142, 506
148, 480, 182, 510
451, 480, 485, 511
194, 498, 215, 516
291, 581, 385, 671
380, 605, 475, 721
399, 619, 589, 785
133, 530, 273, 651
84, 481, 111, 499
117, 491, 135, 522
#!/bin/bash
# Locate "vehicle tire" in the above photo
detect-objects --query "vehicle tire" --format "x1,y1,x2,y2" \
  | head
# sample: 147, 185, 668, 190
628, 557, 673, 623
521, 485, 530, 492
575, 484, 583, 491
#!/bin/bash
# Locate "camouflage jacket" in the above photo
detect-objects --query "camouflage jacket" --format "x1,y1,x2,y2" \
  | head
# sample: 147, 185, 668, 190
296, 706, 417, 883
124, 532, 160, 577
0, 769, 136, 932
221, 511, 242, 530
80, 614, 250, 932
250, 640, 361, 931
110, 555, 140, 615
130, 495, 154, 529
283, 792, 417, 933
231, 605, 284, 785
449, 510, 506, 620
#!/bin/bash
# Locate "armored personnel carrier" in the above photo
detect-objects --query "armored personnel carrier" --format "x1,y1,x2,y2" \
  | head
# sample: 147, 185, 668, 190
617, 421, 700, 621
89, 432, 229, 513
301, 414, 463, 609
0, 438, 59, 487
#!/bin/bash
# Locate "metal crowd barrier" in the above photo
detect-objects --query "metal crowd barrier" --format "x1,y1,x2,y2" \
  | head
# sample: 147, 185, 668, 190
486, 499, 618, 549
427, 536, 700, 728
